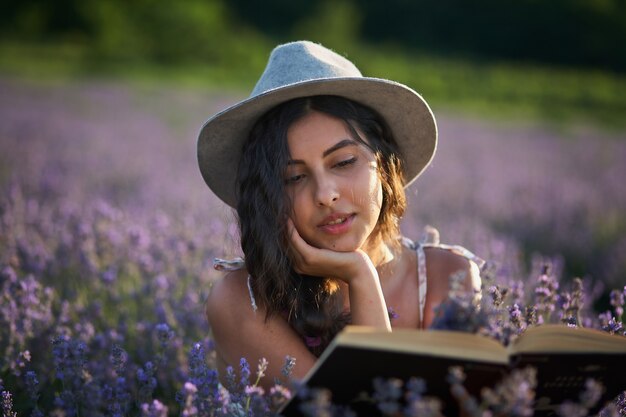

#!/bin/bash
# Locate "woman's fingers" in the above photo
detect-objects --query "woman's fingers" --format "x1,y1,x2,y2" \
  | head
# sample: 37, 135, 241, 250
287, 218, 320, 274
286, 218, 356, 279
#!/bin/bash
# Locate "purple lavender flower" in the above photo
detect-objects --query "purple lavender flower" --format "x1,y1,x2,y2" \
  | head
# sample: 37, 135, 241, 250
30, 408, 45, 417
579, 378, 604, 409
104, 376, 131, 417
525, 305, 538, 327
52, 334, 86, 381
24, 370, 40, 402
598, 402, 621, 417
256, 357, 269, 381
557, 401, 588, 417
137, 361, 158, 404
239, 357, 251, 391
509, 280, 526, 305
557, 379, 605, 417
110, 344, 128, 375
372, 377, 403, 415
481, 366, 537, 417
447, 365, 537, 417
1, 390, 17, 417
155, 323, 174, 348
268, 384, 293, 412
610, 287, 625, 319
534, 263, 559, 323
181, 341, 222, 415
509, 303, 525, 331
281, 355, 296, 380
599, 311, 624, 334
298, 388, 334, 417
446, 367, 480, 417
177, 382, 199, 417
559, 277, 584, 327
53, 390, 78, 417
101, 266, 118, 284
387, 307, 399, 321
245, 385, 269, 416
430, 271, 491, 334
402, 377, 442, 417
488, 284, 508, 308
4, 70, 626, 417
140, 399, 168, 417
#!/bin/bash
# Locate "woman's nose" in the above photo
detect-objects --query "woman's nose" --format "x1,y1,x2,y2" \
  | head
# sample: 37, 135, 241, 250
314, 176, 339, 207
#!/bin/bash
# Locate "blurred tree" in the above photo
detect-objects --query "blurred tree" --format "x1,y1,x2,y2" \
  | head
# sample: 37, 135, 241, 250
81, 0, 234, 64
1, 0, 625, 71
227, 0, 317, 38
291, 0, 362, 53
357, 0, 626, 71
0, 0, 92, 40
228, 0, 626, 72
0, 0, 269, 68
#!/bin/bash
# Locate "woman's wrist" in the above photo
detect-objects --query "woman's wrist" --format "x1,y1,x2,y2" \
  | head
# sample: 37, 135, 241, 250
336, 250, 378, 285
345, 255, 392, 331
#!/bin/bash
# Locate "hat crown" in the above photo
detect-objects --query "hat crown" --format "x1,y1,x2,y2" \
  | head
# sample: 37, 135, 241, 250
250, 41, 362, 98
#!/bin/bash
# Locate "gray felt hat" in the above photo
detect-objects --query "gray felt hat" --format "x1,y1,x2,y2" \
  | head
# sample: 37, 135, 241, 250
197, 40, 437, 208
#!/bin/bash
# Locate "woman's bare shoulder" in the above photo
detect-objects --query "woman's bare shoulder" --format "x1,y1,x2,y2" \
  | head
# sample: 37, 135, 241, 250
205, 269, 317, 385
424, 246, 481, 292
425, 246, 471, 270
206, 268, 258, 326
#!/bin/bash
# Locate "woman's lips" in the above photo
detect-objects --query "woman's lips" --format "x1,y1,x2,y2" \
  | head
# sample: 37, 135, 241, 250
317, 213, 355, 235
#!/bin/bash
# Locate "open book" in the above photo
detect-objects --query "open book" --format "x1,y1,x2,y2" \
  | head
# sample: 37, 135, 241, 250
281, 324, 626, 417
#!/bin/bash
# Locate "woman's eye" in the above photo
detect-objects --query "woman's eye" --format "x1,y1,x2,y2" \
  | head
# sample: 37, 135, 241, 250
285, 174, 304, 184
335, 157, 357, 168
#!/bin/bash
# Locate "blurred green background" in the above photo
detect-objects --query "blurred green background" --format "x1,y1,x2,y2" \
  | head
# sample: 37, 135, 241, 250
1, 0, 625, 129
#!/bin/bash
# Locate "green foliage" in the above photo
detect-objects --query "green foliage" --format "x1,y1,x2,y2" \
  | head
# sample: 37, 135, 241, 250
82, 0, 230, 64
229, 0, 626, 72
292, 0, 362, 53
1, 0, 626, 129
0, 0, 272, 68
340, 45, 626, 130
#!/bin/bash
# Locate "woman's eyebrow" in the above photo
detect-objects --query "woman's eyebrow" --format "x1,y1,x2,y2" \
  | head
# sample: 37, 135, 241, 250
287, 138, 358, 165
322, 138, 358, 157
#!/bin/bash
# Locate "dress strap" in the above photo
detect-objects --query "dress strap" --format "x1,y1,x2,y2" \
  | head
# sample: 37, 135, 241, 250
403, 226, 485, 329
246, 275, 258, 313
416, 243, 427, 329
213, 257, 245, 271
213, 257, 258, 313
416, 225, 486, 268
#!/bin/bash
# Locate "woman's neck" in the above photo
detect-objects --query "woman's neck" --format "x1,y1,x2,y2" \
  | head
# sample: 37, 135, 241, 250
363, 234, 396, 269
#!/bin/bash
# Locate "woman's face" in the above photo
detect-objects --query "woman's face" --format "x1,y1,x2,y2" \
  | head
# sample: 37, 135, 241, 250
285, 110, 384, 253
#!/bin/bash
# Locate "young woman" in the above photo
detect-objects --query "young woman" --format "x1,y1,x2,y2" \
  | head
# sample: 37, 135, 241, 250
197, 41, 482, 388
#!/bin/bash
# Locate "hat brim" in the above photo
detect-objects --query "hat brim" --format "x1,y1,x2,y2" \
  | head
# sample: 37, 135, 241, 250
197, 77, 437, 208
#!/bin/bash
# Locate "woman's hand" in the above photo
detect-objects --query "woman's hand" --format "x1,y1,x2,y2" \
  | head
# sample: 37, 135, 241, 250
287, 219, 376, 285
287, 219, 392, 331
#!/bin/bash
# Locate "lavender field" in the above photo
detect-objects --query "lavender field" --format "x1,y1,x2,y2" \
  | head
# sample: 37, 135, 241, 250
1, 76, 625, 416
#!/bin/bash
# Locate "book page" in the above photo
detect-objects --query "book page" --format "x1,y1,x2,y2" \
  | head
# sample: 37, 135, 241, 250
332, 326, 509, 364
511, 324, 626, 354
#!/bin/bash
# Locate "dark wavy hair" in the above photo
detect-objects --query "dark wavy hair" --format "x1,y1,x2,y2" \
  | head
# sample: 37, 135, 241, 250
236, 95, 406, 355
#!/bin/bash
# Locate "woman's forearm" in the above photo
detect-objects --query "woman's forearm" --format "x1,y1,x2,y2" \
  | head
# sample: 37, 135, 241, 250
347, 262, 392, 331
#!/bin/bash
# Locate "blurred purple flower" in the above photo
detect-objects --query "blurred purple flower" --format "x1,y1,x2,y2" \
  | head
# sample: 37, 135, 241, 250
1, 390, 17, 417
140, 399, 168, 417
155, 323, 174, 348
137, 361, 158, 404
24, 370, 40, 402
110, 344, 128, 375
610, 287, 625, 319
372, 377, 403, 415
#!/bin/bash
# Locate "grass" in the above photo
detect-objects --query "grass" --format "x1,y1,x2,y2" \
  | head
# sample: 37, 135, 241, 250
1, 39, 626, 132
357, 43, 626, 132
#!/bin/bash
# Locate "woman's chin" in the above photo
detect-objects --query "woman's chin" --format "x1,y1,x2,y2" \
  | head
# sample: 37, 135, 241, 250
313, 236, 365, 253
